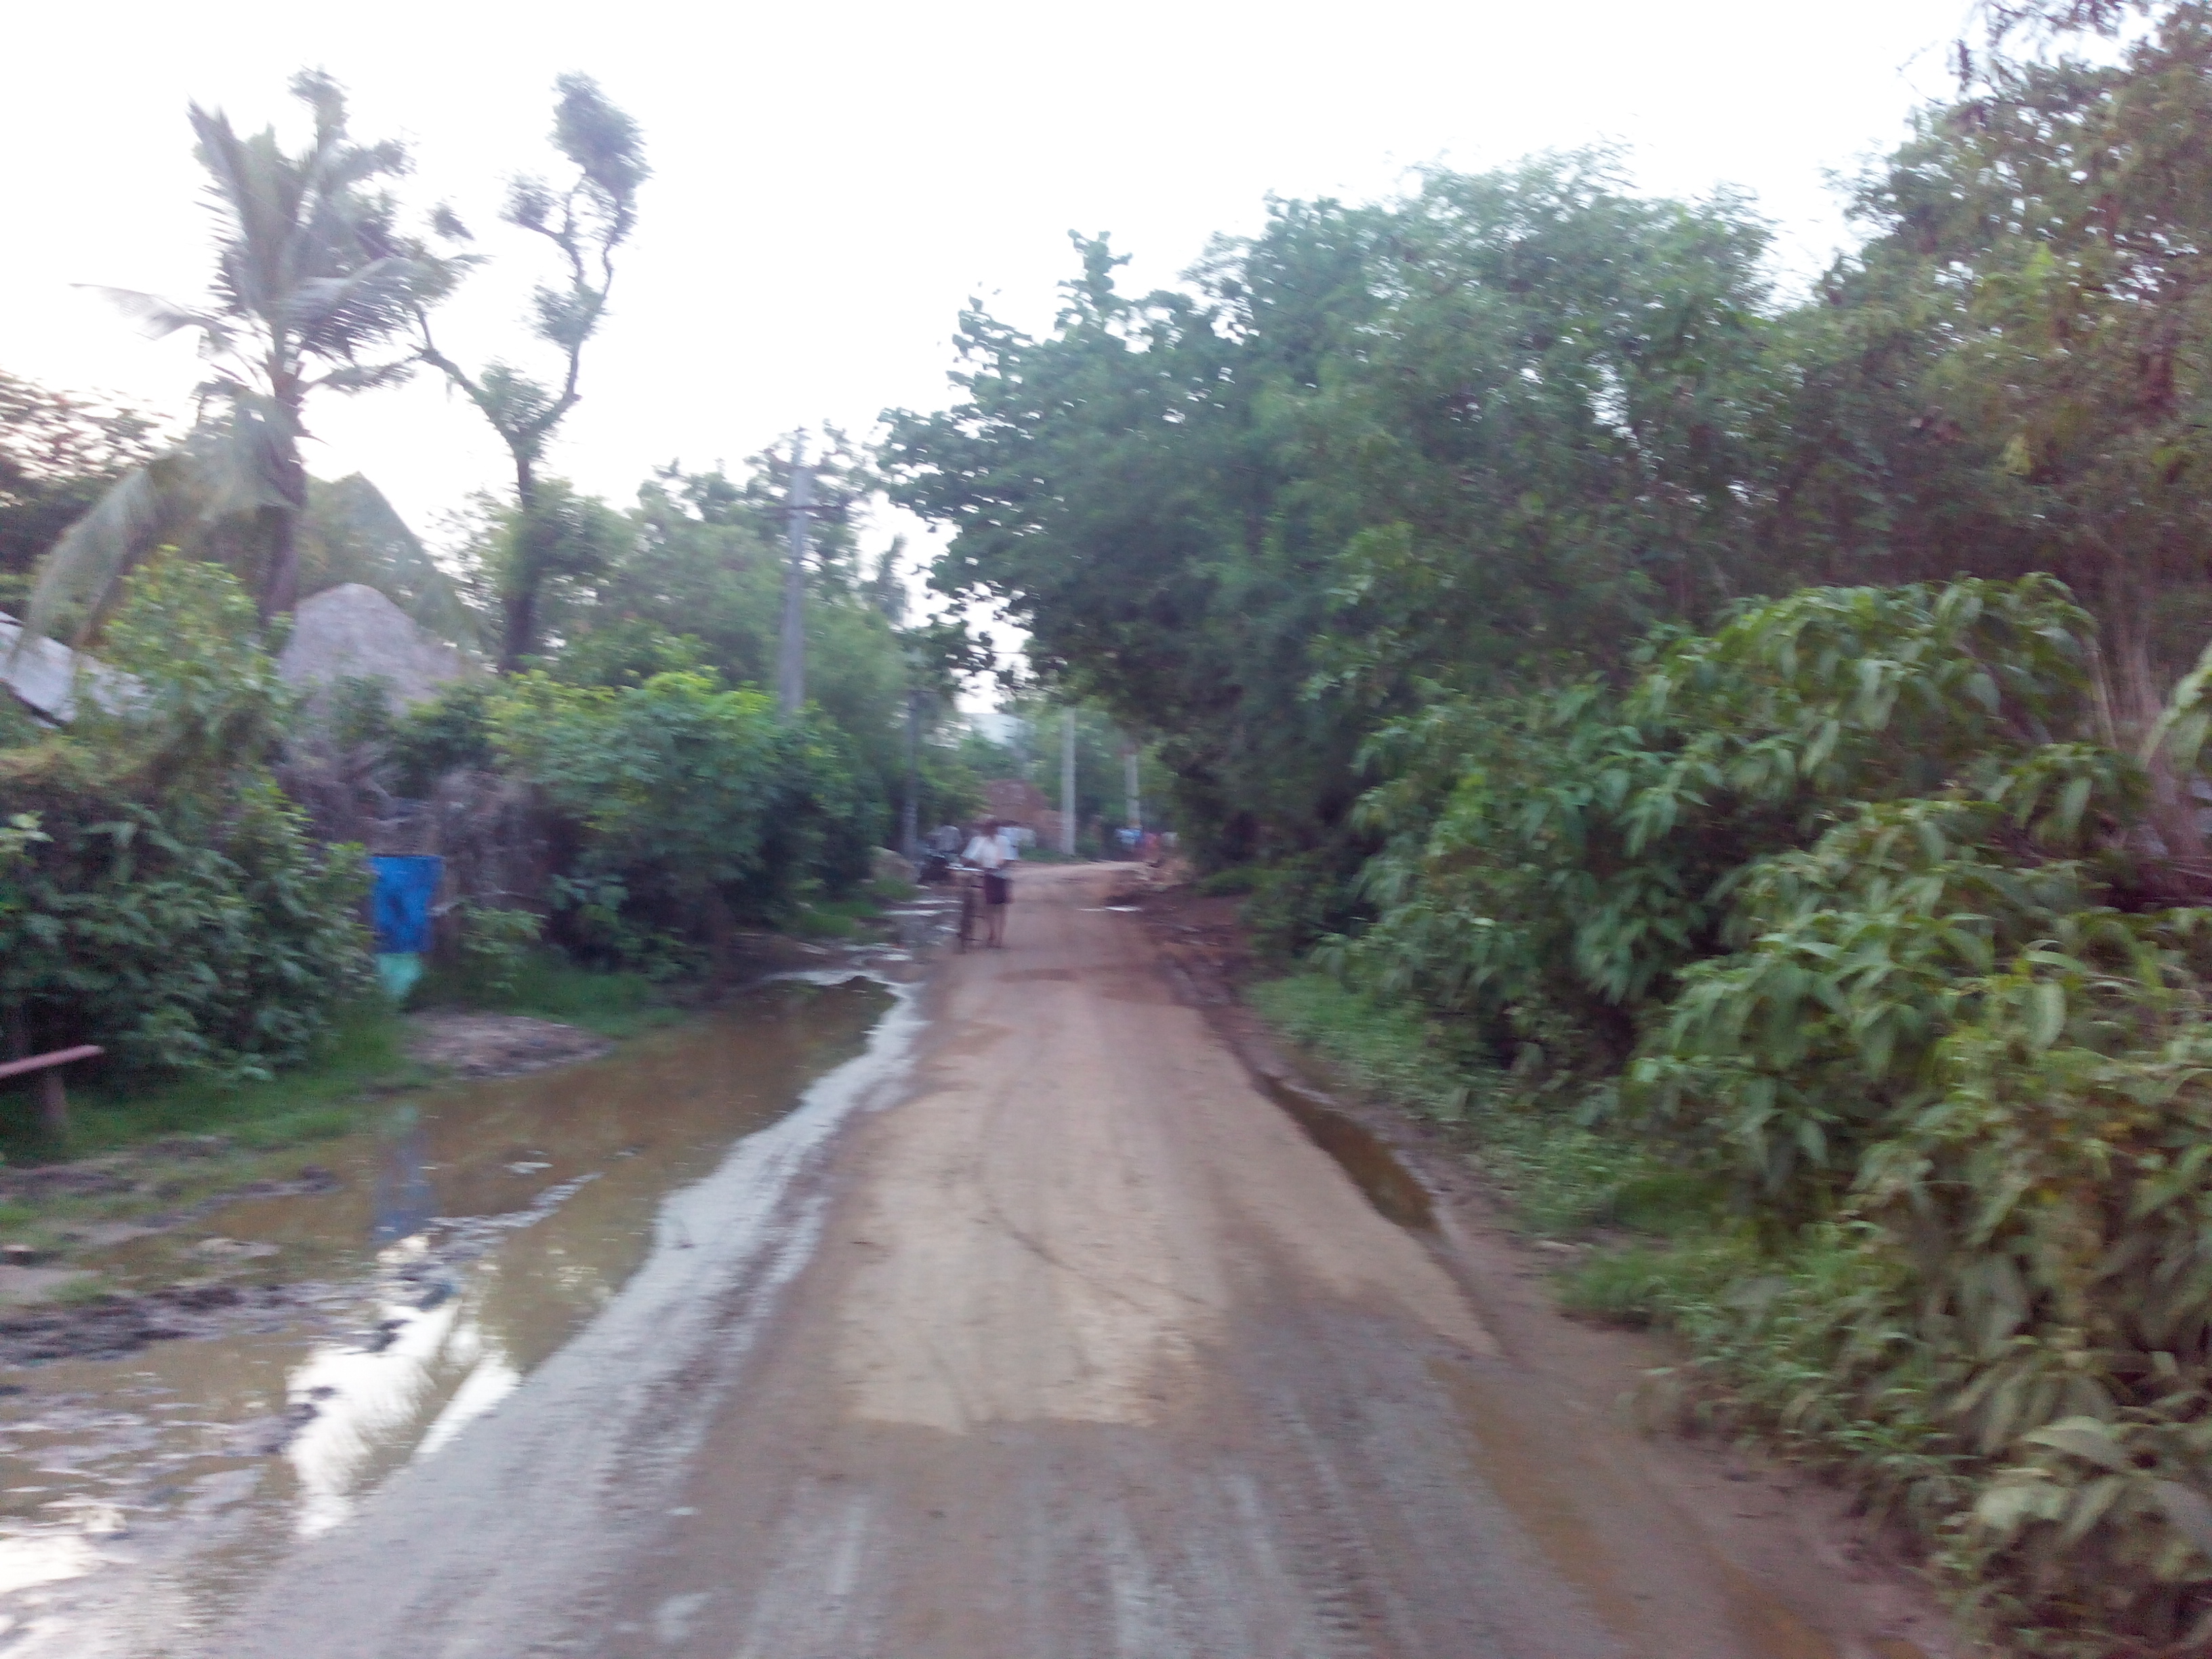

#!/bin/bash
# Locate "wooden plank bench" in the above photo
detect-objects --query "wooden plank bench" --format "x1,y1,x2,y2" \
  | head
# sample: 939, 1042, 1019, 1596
0, 1045, 101, 1135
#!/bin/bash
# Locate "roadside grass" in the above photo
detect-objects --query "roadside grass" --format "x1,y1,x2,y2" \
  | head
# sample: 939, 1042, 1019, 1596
788, 878, 915, 941
0, 950, 683, 1176
1246, 972, 1796, 1351
0, 998, 422, 1167
0, 1000, 426, 1264
413, 949, 680, 1039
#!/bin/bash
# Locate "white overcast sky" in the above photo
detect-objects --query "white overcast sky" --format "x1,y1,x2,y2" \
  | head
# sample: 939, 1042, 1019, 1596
3, 0, 1982, 570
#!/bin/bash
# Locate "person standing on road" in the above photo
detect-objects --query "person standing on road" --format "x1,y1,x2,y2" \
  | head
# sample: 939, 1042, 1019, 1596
964, 817, 1012, 947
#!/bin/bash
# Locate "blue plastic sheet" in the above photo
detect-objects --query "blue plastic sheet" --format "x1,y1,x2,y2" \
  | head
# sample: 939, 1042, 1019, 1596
369, 855, 443, 955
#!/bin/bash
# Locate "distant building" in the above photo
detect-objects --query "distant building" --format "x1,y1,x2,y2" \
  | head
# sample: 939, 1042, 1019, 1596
983, 778, 1050, 832
276, 583, 476, 709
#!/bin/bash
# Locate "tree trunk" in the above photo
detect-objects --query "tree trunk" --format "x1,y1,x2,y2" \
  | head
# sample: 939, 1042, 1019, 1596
703, 886, 735, 991
501, 457, 543, 674
902, 689, 920, 859
261, 391, 309, 621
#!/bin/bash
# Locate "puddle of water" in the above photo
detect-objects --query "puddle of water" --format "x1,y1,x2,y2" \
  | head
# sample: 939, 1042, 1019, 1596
0, 975, 893, 1632
1257, 1076, 1434, 1230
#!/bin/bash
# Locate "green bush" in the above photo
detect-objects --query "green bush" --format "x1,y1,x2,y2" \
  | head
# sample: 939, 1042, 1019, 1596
386, 679, 497, 795
0, 558, 370, 1080
1317, 577, 2212, 1645
1242, 851, 1361, 962
491, 670, 873, 973
450, 900, 543, 998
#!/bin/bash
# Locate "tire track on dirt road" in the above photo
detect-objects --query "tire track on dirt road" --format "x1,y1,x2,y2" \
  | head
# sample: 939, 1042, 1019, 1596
203, 863, 1944, 1658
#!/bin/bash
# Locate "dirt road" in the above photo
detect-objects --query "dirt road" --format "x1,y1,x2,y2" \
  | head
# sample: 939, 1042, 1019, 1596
205, 865, 1942, 1658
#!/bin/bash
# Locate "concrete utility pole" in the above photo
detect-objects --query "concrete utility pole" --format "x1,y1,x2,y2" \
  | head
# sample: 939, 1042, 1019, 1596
1124, 743, 1142, 836
1061, 709, 1077, 855
777, 435, 812, 716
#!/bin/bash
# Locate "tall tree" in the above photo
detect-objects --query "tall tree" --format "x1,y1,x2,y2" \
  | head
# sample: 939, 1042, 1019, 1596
885, 167, 1782, 862
21, 72, 453, 642
1814, 2, 2212, 860
415, 75, 648, 672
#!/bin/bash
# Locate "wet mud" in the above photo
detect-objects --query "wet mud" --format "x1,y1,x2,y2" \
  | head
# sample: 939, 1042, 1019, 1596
0, 1284, 321, 1370
0, 972, 895, 1645
0, 877, 1957, 1658
401, 1012, 613, 1080
1258, 1073, 1436, 1231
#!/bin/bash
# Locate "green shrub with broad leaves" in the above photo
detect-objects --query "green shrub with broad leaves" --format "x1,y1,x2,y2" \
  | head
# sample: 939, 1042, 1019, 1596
490, 669, 874, 975
0, 558, 369, 1080
1334, 576, 2212, 1648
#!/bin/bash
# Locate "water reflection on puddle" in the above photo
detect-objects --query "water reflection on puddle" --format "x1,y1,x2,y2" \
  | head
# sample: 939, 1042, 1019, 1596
0, 975, 892, 1635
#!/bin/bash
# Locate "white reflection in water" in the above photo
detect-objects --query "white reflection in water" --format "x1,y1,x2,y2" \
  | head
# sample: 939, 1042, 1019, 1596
283, 1231, 527, 1540
415, 1350, 520, 1462
0, 1532, 97, 1595
287, 1294, 463, 1538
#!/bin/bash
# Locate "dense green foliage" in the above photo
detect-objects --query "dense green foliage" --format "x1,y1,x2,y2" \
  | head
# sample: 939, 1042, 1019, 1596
493, 669, 871, 972
1250, 575, 2212, 1648
0, 560, 369, 1080
883, 8, 2212, 1647
421, 444, 988, 852
888, 6, 2212, 872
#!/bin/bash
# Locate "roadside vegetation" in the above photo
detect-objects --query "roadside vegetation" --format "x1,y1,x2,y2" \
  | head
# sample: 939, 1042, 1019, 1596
883, 4, 2212, 1646
0, 76, 1001, 1162
11, 3, 2212, 1645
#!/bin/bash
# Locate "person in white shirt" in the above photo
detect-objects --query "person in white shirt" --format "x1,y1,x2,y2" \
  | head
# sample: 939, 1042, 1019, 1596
962, 817, 1012, 947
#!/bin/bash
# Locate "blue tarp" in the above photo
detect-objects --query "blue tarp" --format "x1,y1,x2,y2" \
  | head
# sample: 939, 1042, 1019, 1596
369, 855, 443, 955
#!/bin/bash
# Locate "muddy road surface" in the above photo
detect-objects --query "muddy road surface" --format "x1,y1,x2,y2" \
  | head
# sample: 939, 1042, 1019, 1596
29, 867, 1944, 1658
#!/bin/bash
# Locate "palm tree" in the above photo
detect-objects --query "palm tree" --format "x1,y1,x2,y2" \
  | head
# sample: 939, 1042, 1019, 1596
16, 70, 459, 649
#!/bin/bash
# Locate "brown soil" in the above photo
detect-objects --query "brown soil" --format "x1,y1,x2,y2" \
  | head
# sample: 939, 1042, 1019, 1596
1131, 871, 1962, 1658
210, 865, 1961, 1659
403, 1011, 612, 1078
0, 1281, 328, 1367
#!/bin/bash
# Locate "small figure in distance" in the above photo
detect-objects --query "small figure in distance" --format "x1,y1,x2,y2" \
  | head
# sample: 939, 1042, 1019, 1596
963, 816, 1012, 948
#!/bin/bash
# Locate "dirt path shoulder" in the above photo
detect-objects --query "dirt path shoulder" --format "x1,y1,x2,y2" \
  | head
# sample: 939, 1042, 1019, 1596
1132, 873, 1963, 1659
